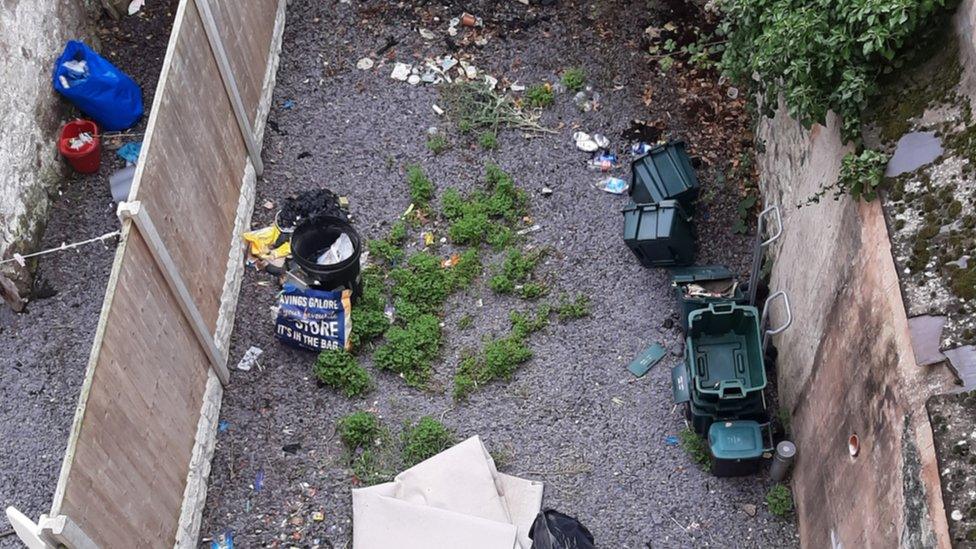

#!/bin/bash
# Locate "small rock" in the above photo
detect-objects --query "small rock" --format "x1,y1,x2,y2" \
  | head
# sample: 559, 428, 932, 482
951, 509, 963, 521
541, 187, 553, 196
742, 504, 757, 517
407, 74, 421, 85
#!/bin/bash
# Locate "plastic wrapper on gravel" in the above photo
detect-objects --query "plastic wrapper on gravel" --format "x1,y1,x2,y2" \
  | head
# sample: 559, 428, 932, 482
529, 510, 595, 549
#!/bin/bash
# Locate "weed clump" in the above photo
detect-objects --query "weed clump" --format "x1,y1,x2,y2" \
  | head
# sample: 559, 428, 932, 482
339, 411, 384, 450
766, 484, 794, 517
426, 134, 449, 155
406, 164, 435, 208
561, 68, 586, 92
479, 131, 499, 150
350, 267, 390, 350
402, 417, 456, 467
314, 350, 372, 397
554, 294, 592, 320
489, 248, 546, 298
373, 314, 442, 387
441, 81, 550, 134
526, 83, 554, 108
679, 428, 711, 468
442, 165, 527, 247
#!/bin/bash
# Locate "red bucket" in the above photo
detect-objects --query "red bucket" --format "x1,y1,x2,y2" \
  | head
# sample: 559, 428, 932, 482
59, 119, 101, 173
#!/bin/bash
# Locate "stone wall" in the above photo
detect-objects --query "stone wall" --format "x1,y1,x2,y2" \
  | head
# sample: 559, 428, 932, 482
0, 0, 94, 308
755, 2, 976, 541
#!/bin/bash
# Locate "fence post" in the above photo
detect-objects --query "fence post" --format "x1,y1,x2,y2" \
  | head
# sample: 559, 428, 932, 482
192, 0, 265, 176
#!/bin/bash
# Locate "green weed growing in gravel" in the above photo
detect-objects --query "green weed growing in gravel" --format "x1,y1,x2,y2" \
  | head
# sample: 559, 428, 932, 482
680, 428, 711, 468
554, 294, 592, 320
373, 314, 442, 387
442, 165, 527, 247
349, 267, 389, 351
526, 83, 554, 108
406, 164, 435, 208
426, 134, 450, 155
339, 411, 384, 450
314, 349, 372, 397
479, 131, 499, 150
766, 484, 794, 517
402, 416, 456, 467
561, 68, 586, 92
441, 81, 551, 134
458, 314, 474, 330
489, 248, 547, 299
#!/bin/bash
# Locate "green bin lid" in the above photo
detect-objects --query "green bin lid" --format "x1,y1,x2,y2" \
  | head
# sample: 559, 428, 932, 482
670, 265, 735, 284
708, 421, 765, 460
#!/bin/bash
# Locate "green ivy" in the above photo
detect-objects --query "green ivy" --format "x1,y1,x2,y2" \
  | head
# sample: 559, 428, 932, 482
720, 0, 951, 142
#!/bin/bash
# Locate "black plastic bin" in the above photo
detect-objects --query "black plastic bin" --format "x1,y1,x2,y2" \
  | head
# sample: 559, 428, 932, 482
630, 141, 699, 208
290, 215, 362, 298
622, 200, 695, 267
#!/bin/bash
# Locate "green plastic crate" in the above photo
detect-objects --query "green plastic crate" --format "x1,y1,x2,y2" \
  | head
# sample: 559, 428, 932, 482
630, 141, 699, 208
622, 200, 694, 268
670, 265, 745, 331
686, 303, 766, 399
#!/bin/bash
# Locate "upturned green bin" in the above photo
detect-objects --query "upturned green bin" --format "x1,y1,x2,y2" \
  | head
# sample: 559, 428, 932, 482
630, 141, 699, 208
622, 200, 694, 267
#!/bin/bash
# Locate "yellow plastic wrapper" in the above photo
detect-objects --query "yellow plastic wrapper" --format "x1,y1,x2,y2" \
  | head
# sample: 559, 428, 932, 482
243, 225, 280, 257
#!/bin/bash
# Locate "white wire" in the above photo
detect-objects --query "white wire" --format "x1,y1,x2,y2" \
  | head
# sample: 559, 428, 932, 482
0, 230, 120, 266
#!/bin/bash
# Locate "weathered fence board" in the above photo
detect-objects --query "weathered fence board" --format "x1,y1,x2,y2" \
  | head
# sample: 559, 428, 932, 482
35, 0, 285, 546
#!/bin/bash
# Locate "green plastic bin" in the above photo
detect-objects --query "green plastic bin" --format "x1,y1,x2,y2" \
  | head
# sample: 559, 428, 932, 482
670, 265, 745, 331
708, 420, 771, 477
622, 200, 695, 268
686, 303, 766, 399
630, 141, 699, 208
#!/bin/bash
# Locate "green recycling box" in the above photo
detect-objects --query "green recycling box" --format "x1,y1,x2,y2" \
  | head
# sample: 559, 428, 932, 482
622, 199, 694, 267
708, 420, 771, 477
630, 141, 699, 208
670, 265, 745, 331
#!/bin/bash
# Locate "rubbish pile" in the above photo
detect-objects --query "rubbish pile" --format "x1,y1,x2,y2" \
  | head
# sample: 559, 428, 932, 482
617, 141, 796, 478
242, 189, 362, 352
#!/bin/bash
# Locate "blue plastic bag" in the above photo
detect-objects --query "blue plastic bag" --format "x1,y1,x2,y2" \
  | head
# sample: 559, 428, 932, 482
52, 41, 143, 131
275, 284, 352, 352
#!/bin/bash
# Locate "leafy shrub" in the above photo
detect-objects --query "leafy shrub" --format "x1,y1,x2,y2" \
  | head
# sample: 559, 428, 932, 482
489, 248, 546, 297
838, 149, 889, 201
720, 0, 951, 141
526, 83, 554, 108
338, 411, 383, 450
443, 165, 527, 246
766, 484, 794, 517
402, 417, 456, 467
314, 350, 372, 397
561, 67, 586, 92
510, 306, 550, 339
406, 164, 435, 208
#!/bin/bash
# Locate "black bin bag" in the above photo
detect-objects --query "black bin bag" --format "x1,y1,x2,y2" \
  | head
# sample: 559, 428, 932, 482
529, 509, 595, 549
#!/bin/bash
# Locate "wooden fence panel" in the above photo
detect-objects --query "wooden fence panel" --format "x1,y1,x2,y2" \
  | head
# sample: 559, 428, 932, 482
41, 0, 285, 546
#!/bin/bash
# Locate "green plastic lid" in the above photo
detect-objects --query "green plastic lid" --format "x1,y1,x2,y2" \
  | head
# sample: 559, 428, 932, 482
708, 421, 765, 460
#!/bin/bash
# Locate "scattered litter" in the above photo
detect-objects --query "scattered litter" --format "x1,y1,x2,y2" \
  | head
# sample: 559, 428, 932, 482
116, 141, 141, 163
236, 346, 263, 371
441, 254, 461, 268
312, 511, 325, 522
541, 187, 553, 196
283, 99, 295, 109
627, 343, 666, 377
357, 57, 375, 70
726, 87, 739, 99
632, 142, 654, 156
885, 131, 943, 177
127, 0, 144, 15
742, 504, 757, 517
218, 420, 230, 433
510, 82, 526, 92
276, 284, 353, 352
254, 468, 265, 492
54, 41, 143, 130
316, 232, 354, 265
390, 62, 411, 81
665, 435, 679, 446
418, 28, 435, 40
529, 510, 595, 549
243, 225, 291, 263
484, 75, 498, 90
460, 13, 479, 27
586, 152, 619, 171
407, 73, 421, 85
432, 104, 444, 115
262, 200, 275, 210
596, 177, 628, 195
282, 443, 302, 454
517, 224, 542, 236
210, 531, 234, 549
277, 188, 347, 231
951, 509, 964, 521
109, 166, 136, 202
573, 132, 609, 153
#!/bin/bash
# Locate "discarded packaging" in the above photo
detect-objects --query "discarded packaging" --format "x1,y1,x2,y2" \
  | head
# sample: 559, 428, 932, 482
357, 57, 375, 70
53, 41, 143, 131
391, 62, 411, 80
68, 132, 94, 150
573, 132, 609, 153
236, 346, 263, 371
596, 177, 628, 194
316, 232, 354, 265
460, 13, 477, 27
109, 166, 136, 202
210, 531, 234, 549
528, 510, 595, 549
586, 152, 618, 171
275, 284, 352, 352
419, 28, 435, 40
116, 141, 141, 163
627, 343, 666, 377
127, 0, 144, 15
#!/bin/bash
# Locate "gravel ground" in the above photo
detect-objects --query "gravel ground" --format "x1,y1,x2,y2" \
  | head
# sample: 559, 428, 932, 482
200, 1, 799, 547
0, 3, 175, 543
